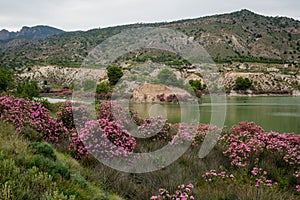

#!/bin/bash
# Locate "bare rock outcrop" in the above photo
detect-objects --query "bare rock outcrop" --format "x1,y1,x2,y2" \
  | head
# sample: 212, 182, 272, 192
18, 66, 106, 87
131, 84, 192, 103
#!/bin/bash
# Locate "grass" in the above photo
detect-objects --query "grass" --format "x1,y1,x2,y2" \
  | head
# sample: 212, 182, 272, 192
0, 122, 123, 200
69, 143, 299, 199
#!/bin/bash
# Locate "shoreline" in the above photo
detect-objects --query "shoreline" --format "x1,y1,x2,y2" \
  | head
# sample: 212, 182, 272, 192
41, 92, 300, 104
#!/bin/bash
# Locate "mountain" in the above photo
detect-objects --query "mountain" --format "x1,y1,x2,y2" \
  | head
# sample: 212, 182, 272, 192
0, 25, 64, 41
0, 9, 299, 69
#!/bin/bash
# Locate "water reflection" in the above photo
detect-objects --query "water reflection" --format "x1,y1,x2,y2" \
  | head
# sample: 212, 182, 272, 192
130, 96, 300, 134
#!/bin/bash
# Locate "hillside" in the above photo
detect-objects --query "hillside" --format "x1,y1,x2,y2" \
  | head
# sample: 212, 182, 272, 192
0, 9, 299, 69
0, 122, 122, 200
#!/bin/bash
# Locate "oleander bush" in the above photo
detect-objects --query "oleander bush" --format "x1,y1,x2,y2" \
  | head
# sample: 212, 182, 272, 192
0, 95, 299, 199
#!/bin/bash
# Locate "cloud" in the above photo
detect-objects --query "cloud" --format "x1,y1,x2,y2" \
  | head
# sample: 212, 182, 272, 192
0, 0, 299, 31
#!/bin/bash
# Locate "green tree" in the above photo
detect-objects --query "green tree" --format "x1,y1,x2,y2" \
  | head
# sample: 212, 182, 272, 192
107, 66, 123, 85
16, 80, 40, 99
0, 68, 14, 92
96, 82, 110, 94
189, 80, 207, 91
234, 77, 252, 90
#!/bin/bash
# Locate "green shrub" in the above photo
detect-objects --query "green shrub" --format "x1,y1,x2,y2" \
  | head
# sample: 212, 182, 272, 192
234, 77, 252, 90
20, 126, 43, 142
50, 162, 71, 180
0, 68, 14, 92
29, 142, 56, 161
0, 123, 117, 200
96, 82, 111, 94
16, 80, 40, 99
107, 66, 123, 85
33, 97, 53, 111
29, 155, 70, 180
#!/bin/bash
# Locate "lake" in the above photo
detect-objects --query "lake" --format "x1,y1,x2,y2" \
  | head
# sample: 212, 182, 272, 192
130, 96, 300, 134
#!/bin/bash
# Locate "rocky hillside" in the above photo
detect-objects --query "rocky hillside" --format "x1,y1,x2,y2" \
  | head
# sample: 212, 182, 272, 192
0, 9, 299, 69
18, 64, 300, 96
2, 9, 300, 96
163, 9, 300, 63
0, 25, 64, 41
18, 65, 106, 88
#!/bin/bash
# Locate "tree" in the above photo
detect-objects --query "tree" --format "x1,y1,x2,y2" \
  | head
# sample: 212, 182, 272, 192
189, 80, 202, 91
96, 82, 110, 94
188, 80, 207, 98
234, 77, 252, 91
0, 68, 14, 92
107, 66, 123, 85
16, 81, 40, 99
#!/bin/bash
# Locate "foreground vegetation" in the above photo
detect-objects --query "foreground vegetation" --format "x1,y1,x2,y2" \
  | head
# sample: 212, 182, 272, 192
0, 95, 299, 199
0, 122, 122, 200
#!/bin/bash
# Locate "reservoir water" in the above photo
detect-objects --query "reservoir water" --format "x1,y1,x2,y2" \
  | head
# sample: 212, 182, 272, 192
130, 96, 300, 134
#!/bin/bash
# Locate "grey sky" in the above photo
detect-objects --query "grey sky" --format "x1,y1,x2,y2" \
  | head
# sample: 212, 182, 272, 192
1, 0, 299, 31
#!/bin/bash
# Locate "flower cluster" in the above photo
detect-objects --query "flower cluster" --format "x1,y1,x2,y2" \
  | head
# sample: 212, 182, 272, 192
75, 119, 135, 159
250, 167, 275, 188
296, 185, 300, 193
157, 94, 165, 102
202, 169, 234, 182
66, 101, 137, 159
192, 124, 220, 146
151, 183, 194, 200
97, 100, 143, 127
219, 121, 265, 166
294, 171, 300, 178
138, 116, 167, 138
220, 121, 300, 167
0, 95, 66, 142
293, 171, 300, 192
169, 123, 197, 145
57, 102, 93, 130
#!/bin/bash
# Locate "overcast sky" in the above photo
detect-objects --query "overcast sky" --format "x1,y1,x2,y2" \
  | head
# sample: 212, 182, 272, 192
1, 0, 299, 31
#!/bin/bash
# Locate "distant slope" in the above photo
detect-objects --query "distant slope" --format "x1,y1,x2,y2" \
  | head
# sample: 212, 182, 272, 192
0, 9, 299, 69
163, 9, 300, 63
0, 25, 64, 41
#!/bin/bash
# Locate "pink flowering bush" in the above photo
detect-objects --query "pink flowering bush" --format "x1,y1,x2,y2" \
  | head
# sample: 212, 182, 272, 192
293, 171, 300, 192
219, 121, 265, 166
157, 94, 165, 102
137, 116, 168, 138
2, 95, 300, 197
55, 101, 138, 159
220, 121, 300, 167
57, 101, 93, 130
202, 169, 234, 183
250, 167, 276, 188
192, 124, 220, 146
0, 95, 66, 143
75, 119, 136, 160
151, 183, 195, 200
169, 123, 198, 145
97, 100, 143, 128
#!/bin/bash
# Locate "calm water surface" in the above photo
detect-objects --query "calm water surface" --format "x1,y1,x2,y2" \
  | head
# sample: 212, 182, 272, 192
130, 96, 300, 134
